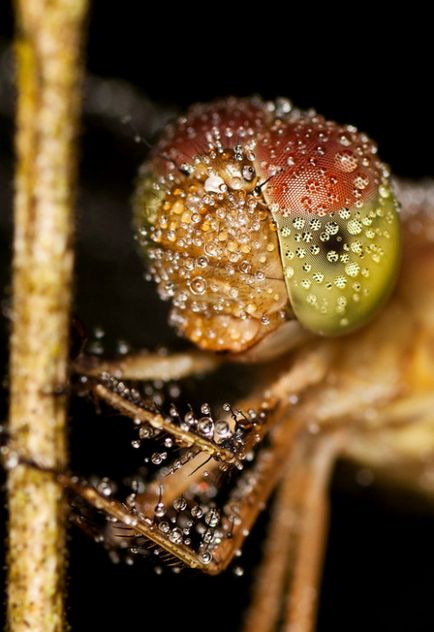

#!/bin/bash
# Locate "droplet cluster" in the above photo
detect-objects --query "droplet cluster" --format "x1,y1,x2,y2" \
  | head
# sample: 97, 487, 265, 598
83, 371, 271, 572
97, 371, 265, 465
135, 136, 288, 352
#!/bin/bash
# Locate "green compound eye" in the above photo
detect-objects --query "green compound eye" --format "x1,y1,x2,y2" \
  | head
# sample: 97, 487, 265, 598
255, 115, 401, 336
272, 184, 400, 336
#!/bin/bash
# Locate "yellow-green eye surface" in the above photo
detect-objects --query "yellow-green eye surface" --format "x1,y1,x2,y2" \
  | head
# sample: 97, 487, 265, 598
272, 184, 400, 335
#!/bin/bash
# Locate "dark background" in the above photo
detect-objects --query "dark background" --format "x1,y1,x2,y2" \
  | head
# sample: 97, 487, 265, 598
1, 4, 434, 631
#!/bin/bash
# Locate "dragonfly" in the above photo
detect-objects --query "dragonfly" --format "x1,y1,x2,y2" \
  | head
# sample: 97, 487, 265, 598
3, 69, 434, 631
66, 96, 434, 632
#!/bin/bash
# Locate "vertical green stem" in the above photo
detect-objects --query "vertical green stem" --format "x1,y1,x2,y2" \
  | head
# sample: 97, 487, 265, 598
8, 1, 87, 630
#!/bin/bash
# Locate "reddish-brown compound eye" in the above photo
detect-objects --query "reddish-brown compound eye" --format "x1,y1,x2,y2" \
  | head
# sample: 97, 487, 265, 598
154, 97, 271, 175
254, 115, 381, 215
253, 115, 400, 336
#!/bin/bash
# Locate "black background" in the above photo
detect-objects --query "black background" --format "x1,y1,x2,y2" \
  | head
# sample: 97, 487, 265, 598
1, 4, 434, 631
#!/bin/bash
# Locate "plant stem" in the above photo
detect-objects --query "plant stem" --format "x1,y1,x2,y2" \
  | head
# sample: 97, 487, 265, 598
8, 1, 87, 630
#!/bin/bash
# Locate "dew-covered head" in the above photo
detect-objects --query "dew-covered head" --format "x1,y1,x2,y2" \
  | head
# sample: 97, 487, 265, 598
134, 97, 400, 351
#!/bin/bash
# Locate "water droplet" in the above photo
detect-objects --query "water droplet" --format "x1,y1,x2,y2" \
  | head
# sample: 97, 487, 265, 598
200, 551, 212, 565
275, 97, 293, 117
151, 452, 167, 465
325, 221, 339, 236
293, 217, 305, 230
184, 410, 195, 426
202, 528, 215, 544
169, 527, 183, 543
326, 251, 339, 263
353, 174, 369, 190
242, 165, 256, 182
158, 520, 170, 533
379, 184, 390, 199
1, 448, 18, 470
198, 417, 214, 436
124, 515, 138, 527
97, 477, 115, 497
334, 150, 358, 173
191, 505, 203, 519
347, 219, 363, 235
339, 134, 352, 147
116, 339, 130, 355
204, 173, 225, 193
173, 497, 187, 512
93, 326, 105, 339
205, 507, 220, 527
139, 426, 154, 440
345, 262, 360, 277
190, 276, 207, 295
214, 420, 232, 441
155, 502, 166, 518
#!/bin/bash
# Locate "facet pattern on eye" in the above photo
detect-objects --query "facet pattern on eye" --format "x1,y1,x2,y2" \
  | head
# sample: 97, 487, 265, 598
256, 115, 383, 216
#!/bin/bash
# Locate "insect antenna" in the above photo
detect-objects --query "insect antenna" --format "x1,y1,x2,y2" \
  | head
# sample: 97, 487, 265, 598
253, 167, 283, 195
122, 113, 190, 176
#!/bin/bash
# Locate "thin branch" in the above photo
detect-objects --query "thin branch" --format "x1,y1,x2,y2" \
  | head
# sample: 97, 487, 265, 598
7, 1, 87, 631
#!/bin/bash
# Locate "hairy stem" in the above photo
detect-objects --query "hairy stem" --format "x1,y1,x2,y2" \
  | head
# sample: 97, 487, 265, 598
8, 1, 87, 630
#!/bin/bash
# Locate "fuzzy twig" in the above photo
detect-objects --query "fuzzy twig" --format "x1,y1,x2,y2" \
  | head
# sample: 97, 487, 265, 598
7, 1, 87, 630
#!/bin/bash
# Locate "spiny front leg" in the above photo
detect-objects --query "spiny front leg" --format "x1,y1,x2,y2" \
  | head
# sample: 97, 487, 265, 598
55, 413, 338, 575
2, 406, 307, 573
81, 343, 333, 507
87, 348, 335, 573
5, 345, 334, 575
0, 340, 341, 583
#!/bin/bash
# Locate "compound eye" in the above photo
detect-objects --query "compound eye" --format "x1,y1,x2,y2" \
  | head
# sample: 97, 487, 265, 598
255, 116, 400, 336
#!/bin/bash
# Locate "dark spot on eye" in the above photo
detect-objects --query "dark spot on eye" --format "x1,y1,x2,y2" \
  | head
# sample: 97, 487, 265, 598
324, 233, 344, 258
242, 165, 255, 182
